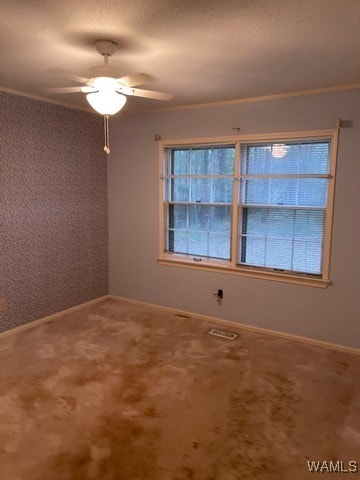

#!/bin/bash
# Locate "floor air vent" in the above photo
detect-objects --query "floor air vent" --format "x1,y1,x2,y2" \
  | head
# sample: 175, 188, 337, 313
208, 328, 238, 340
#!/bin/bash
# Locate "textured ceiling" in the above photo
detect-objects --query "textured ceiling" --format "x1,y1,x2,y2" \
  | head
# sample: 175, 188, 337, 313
0, 0, 359, 114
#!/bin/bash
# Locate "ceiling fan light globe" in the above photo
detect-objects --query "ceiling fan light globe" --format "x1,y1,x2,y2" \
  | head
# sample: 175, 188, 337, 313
86, 91, 127, 115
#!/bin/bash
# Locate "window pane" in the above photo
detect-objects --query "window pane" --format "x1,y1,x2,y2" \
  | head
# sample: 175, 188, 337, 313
243, 145, 271, 174
265, 238, 293, 269
243, 208, 267, 236
213, 147, 235, 174
190, 179, 211, 203
170, 230, 187, 253
209, 206, 231, 233
242, 178, 328, 207
169, 204, 187, 229
209, 234, 231, 259
266, 209, 294, 238
212, 178, 233, 203
190, 148, 212, 175
294, 210, 324, 240
188, 232, 208, 256
172, 149, 190, 175
242, 237, 265, 266
297, 179, 328, 206
189, 205, 209, 231
239, 208, 325, 274
293, 240, 322, 274
242, 179, 270, 204
167, 205, 232, 260
242, 141, 330, 175
299, 143, 330, 174
168, 178, 190, 202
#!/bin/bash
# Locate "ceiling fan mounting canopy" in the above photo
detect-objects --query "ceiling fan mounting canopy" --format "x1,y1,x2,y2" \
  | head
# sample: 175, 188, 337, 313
94, 39, 118, 57
90, 40, 121, 77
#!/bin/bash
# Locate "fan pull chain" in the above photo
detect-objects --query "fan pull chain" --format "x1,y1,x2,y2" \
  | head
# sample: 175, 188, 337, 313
104, 115, 110, 154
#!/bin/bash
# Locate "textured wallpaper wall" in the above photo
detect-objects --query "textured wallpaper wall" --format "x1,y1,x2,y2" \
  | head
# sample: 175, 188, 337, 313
0, 91, 108, 332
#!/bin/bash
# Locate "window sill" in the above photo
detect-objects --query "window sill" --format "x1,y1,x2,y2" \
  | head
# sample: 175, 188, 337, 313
157, 255, 330, 288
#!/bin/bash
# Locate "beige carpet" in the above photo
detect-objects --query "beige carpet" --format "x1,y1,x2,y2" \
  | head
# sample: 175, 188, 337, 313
0, 299, 359, 480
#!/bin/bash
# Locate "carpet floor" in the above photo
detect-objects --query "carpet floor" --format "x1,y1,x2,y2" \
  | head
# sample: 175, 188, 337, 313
0, 299, 359, 480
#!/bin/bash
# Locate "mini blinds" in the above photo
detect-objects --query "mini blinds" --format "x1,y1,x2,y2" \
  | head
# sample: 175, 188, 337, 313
161, 134, 334, 282
238, 140, 330, 275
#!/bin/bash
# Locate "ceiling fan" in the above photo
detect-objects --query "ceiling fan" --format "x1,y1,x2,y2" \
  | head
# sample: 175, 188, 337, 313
49, 39, 172, 154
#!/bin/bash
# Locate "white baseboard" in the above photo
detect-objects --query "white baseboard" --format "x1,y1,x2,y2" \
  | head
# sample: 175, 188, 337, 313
1, 294, 359, 356
0, 296, 109, 339
107, 295, 360, 356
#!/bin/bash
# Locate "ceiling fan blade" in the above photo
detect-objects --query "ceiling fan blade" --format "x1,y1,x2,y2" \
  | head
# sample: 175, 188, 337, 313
45, 85, 96, 94
46, 68, 89, 84
122, 87, 172, 101
117, 73, 154, 87
45, 86, 85, 94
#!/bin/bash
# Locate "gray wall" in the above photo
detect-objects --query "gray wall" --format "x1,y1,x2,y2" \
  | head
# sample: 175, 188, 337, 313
0, 91, 108, 331
108, 89, 360, 348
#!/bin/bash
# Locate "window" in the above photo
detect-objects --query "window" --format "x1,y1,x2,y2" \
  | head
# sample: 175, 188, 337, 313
159, 130, 338, 287
166, 145, 235, 260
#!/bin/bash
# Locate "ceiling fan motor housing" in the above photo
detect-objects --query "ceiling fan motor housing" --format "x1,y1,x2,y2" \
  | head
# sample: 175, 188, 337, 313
88, 65, 123, 79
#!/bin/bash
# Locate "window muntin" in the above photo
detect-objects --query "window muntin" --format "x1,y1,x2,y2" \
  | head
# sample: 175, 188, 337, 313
160, 133, 336, 285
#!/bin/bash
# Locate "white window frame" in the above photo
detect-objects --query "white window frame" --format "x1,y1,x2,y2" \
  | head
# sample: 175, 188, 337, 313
158, 129, 339, 288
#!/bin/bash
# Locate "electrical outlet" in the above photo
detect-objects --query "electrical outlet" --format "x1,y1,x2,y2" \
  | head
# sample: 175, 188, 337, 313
213, 289, 223, 305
